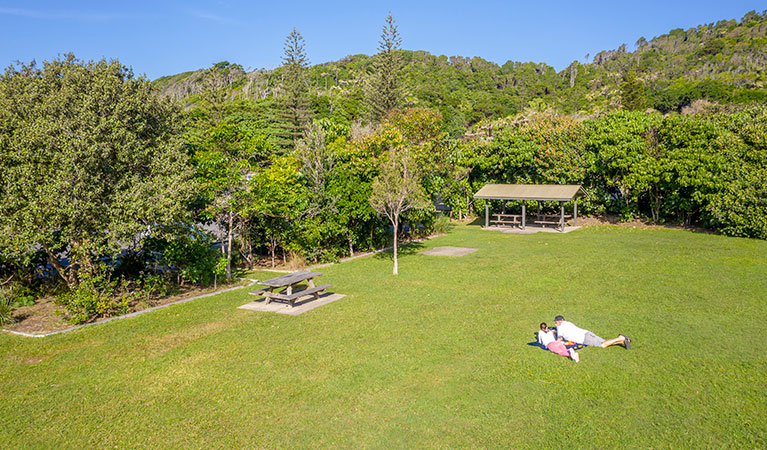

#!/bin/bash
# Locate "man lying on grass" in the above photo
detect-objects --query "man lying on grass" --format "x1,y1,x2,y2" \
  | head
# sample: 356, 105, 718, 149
554, 315, 631, 349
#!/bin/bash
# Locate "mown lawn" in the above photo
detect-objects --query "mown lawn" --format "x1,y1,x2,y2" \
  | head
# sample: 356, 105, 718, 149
1, 224, 766, 448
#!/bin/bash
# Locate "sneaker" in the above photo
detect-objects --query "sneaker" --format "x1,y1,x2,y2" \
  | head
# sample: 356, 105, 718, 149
570, 349, 580, 363
620, 334, 631, 350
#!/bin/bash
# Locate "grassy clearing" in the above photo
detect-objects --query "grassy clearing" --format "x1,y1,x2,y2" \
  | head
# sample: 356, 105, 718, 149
1, 224, 766, 448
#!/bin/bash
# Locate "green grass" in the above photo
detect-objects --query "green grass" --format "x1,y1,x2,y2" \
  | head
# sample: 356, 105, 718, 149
1, 224, 766, 448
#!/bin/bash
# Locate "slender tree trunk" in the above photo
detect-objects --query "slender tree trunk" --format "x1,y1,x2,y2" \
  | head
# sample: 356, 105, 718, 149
270, 237, 276, 268
348, 234, 354, 257
226, 211, 233, 280
218, 216, 226, 258
392, 218, 399, 275
651, 186, 661, 223
42, 244, 75, 289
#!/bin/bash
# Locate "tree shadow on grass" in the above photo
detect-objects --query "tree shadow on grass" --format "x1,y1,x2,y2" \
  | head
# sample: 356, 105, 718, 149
373, 240, 427, 261
467, 217, 484, 227
232, 268, 249, 279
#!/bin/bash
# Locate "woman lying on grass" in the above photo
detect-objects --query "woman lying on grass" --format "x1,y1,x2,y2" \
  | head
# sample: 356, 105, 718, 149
538, 322, 580, 363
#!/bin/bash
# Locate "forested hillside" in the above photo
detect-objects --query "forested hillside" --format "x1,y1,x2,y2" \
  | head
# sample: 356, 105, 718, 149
154, 10, 767, 126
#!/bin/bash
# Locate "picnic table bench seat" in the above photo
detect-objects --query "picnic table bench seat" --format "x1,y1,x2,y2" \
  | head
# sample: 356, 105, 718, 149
534, 217, 568, 232
491, 213, 522, 228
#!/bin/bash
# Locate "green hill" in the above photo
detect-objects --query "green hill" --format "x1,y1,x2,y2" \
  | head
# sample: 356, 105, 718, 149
152, 10, 767, 123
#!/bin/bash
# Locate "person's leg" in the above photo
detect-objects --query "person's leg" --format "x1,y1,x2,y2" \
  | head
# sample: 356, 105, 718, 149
600, 335, 626, 348
569, 348, 580, 363
547, 341, 571, 357
582, 331, 606, 347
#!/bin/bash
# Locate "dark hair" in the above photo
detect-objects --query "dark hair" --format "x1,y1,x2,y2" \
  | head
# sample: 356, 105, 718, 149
540, 322, 547, 330
555, 315, 565, 321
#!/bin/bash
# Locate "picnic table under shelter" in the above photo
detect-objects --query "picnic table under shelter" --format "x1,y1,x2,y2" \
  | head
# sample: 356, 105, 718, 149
473, 184, 587, 232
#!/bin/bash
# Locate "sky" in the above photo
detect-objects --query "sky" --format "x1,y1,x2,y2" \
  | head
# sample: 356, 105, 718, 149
1, 1, 764, 79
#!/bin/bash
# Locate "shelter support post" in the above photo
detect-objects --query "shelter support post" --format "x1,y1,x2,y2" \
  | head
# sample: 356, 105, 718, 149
574, 199, 578, 227
522, 203, 526, 229
560, 202, 565, 232
485, 203, 489, 228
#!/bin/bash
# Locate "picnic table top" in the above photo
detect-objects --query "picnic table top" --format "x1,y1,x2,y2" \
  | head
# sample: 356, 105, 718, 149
260, 270, 323, 287
536, 213, 573, 218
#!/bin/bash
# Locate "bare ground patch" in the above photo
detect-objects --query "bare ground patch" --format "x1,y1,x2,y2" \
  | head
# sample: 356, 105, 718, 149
2, 281, 249, 336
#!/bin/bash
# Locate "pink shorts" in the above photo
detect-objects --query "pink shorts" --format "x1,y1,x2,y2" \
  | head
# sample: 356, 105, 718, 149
547, 341, 570, 358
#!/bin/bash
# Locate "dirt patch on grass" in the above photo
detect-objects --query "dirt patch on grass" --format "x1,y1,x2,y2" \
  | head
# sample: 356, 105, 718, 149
6, 298, 71, 334
420, 246, 479, 257
8, 355, 49, 364
3, 281, 248, 335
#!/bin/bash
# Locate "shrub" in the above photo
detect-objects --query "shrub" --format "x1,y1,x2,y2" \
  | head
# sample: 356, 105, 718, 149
56, 264, 132, 324
141, 274, 171, 299
0, 291, 13, 326
432, 214, 452, 235
3, 282, 37, 308
151, 228, 220, 286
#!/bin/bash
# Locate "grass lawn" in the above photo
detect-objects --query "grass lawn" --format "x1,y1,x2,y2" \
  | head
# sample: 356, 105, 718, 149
1, 224, 766, 448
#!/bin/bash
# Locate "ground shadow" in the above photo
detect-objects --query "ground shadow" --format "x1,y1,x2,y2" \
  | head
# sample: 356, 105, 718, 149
373, 240, 427, 260
232, 268, 249, 279
467, 217, 484, 227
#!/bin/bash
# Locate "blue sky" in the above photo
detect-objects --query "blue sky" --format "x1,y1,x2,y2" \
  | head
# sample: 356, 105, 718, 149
0, 1, 763, 79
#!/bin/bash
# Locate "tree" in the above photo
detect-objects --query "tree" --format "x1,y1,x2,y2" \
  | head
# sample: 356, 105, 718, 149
248, 156, 307, 267
365, 13, 404, 123
621, 70, 647, 111
0, 55, 195, 290
277, 28, 311, 146
193, 108, 276, 278
586, 111, 667, 220
369, 149, 431, 275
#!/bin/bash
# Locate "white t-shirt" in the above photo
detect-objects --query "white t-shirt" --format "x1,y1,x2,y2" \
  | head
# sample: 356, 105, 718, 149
556, 321, 588, 344
538, 329, 556, 346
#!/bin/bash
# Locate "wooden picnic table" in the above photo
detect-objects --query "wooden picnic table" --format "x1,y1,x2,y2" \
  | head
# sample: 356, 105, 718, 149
249, 270, 332, 307
492, 213, 522, 227
533, 213, 573, 231
533, 213, 573, 219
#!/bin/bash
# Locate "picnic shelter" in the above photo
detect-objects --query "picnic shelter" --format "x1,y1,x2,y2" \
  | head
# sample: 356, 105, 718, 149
473, 184, 587, 231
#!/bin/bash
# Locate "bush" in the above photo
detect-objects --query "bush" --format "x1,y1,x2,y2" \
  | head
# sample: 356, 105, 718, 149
2, 282, 37, 308
0, 291, 13, 326
56, 264, 133, 324
141, 274, 170, 298
150, 227, 221, 286
432, 214, 452, 235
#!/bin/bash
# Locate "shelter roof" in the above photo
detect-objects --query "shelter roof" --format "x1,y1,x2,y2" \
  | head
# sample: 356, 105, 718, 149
473, 184, 586, 201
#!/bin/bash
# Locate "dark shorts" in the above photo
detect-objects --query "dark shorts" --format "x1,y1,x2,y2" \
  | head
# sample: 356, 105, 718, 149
583, 331, 605, 347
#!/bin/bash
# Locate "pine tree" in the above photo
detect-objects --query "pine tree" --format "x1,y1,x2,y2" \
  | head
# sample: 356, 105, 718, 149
276, 28, 311, 146
364, 13, 404, 123
621, 70, 647, 111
